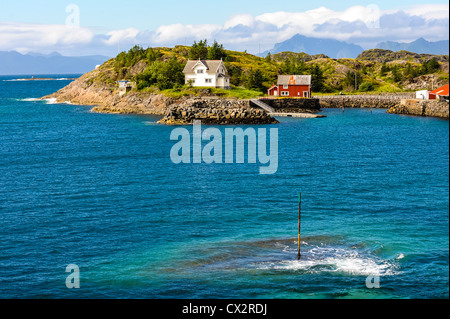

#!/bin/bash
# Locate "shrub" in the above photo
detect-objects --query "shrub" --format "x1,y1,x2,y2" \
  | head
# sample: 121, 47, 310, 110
359, 81, 375, 92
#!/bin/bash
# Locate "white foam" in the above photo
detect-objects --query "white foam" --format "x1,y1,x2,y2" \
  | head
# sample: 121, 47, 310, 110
20, 98, 40, 102
43, 98, 58, 104
3, 78, 74, 82
255, 246, 400, 276
144, 121, 160, 126
396, 253, 405, 260
18, 97, 60, 104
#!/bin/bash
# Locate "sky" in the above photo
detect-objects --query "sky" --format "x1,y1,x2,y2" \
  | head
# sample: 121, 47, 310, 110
0, 0, 449, 56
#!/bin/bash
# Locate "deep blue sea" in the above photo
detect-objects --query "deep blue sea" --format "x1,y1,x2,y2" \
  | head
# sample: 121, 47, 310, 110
0, 75, 448, 299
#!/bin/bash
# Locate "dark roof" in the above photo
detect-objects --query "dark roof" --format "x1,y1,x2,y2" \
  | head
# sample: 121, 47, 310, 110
183, 60, 226, 75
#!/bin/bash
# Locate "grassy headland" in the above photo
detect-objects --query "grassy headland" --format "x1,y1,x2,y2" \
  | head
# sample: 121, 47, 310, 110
87, 43, 448, 99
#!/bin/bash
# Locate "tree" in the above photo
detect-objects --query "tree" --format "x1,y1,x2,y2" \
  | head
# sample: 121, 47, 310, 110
265, 52, 272, 63
207, 40, 226, 60
189, 40, 208, 60
311, 64, 325, 92
135, 56, 184, 91
146, 48, 162, 62
426, 58, 440, 73
344, 70, 363, 91
404, 63, 418, 80
380, 62, 389, 76
391, 65, 401, 82
359, 81, 374, 92
245, 69, 266, 92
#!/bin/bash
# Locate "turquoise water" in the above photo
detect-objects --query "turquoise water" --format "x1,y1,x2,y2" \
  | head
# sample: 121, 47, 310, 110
0, 75, 448, 299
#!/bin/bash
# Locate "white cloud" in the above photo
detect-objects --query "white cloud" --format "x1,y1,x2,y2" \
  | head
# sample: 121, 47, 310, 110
104, 28, 140, 45
0, 4, 448, 56
405, 4, 450, 20
0, 22, 94, 53
224, 14, 255, 29
153, 23, 222, 43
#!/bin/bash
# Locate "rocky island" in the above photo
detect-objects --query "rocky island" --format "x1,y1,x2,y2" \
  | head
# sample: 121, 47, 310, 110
42, 44, 449, 123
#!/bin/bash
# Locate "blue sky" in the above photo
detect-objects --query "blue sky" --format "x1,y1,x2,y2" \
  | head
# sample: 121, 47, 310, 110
1, 0, 448, 30
0, 0, 448, 56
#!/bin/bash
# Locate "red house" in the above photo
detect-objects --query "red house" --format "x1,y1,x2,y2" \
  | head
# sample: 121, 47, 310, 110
429, 84, 449, 100
268, 75, 312, 98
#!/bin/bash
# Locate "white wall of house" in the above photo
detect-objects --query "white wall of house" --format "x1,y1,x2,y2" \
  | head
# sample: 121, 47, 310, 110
216, 76, 230, 89
416, 90, 429, 100
186, 64, 217, 88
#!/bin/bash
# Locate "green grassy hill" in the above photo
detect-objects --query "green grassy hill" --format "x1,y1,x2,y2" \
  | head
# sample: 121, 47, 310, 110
87, 44, 449, 99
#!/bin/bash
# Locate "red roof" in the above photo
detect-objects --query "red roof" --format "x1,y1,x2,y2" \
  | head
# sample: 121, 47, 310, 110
430, 84, 449, 96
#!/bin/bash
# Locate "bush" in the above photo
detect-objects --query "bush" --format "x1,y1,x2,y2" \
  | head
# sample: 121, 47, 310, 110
359, 81, 374, 92
135, 57, 184, 91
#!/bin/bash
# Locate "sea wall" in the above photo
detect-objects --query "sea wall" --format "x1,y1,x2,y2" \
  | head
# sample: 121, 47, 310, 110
256, 98, 321, 113
317, 93, 415, 109
158, 98, 279, 125
387, 99, 449, 118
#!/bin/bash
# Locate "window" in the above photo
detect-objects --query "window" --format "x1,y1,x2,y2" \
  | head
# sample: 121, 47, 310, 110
205, 79, 212, 84
283, 85, 289, 89
197, 69, 204, 74
281, 91, 289, 96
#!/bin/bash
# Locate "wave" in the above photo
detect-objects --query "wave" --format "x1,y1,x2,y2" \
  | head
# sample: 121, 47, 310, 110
20, 98, 41, 102
255, 246, 399, 276
174, 236, 402, 277
16, 98, 59, 104
3, 78, 76, 82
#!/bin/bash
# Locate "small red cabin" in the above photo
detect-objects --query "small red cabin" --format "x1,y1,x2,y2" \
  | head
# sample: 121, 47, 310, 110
429, 84, 449, 100
268, 75, 312, 98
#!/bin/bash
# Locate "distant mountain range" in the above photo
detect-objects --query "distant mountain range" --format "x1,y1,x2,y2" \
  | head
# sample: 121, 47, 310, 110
376, 38, 449, 55
1, 35, 448, 75
262, 35, 449, 59
0, 51, 110, 75
262, 34, 364, 59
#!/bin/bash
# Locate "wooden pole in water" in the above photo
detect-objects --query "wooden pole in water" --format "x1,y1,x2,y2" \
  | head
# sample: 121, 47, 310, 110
298, 193, 302, 261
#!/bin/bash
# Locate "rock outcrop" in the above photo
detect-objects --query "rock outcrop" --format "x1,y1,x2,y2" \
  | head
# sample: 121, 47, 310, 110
42, 71, 280, 124
158, 98, 279, 125
317, 93, 415, 109
388, 99, 449, 118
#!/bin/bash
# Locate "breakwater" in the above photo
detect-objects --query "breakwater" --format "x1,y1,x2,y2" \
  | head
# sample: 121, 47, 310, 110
317, 93, 415, 109
158, 98, 279, 125
255, 98, 321, 113
388, 99, 449, 119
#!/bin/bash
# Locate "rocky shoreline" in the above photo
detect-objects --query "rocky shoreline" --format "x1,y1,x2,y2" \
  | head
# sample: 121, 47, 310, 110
159, 99, 278, 125
387, 99, 449, 118
41, 69, 308, 125
317, 93, 415, 109
43, 69, 448, 122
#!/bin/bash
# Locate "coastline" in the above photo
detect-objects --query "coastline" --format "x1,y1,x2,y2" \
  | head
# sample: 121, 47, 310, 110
42, 69, 448, 122
317, 94, 449, 119
387, 99, 449, 119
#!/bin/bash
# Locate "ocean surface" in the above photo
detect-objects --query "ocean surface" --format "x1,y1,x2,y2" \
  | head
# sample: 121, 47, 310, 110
0, 75, 448, 299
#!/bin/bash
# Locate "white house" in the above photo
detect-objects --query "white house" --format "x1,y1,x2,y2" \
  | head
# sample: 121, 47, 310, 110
118, 80, 135, 95
183, 59, 230, 89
